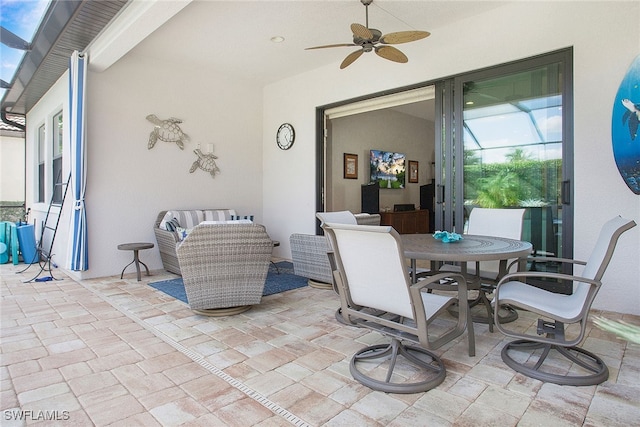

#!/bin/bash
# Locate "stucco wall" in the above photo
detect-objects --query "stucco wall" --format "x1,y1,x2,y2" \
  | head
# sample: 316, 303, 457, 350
263, 1, 640, 314
27, 53, 264, 279
0, 135, 25, 202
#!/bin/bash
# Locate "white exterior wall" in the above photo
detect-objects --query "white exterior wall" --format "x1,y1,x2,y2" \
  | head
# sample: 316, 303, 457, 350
0, 134, 25, 202
25, 75, 70, 269
263, 1, 640, 314
26, 54, 264, 279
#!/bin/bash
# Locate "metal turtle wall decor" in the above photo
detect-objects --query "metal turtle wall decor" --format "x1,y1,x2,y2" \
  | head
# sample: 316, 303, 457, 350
190, 148, 220, 178
146, 114, 190, 150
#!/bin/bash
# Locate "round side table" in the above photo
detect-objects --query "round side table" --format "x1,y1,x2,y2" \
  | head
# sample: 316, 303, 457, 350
118, 242, 154, 281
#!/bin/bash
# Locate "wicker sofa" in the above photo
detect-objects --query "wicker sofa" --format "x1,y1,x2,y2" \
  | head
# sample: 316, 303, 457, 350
289, 212, 380, 288
153, 209, 239, 275
176, 222, 273, 315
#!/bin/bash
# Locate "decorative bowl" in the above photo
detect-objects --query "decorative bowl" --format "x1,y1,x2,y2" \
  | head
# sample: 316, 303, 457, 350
433, 231, 463, 243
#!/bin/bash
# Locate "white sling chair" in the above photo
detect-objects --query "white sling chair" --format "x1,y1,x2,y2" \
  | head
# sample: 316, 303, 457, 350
440, 208, 526, 330
493, 216, 636, 386
323, 223, 471, 393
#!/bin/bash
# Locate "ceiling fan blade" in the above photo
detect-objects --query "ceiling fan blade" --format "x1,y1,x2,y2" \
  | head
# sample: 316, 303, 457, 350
380, 30, 430, 45
351, 23, 373, 40
305, 43, 357, 50
375, 45, 408, 64
340, 50, 364, 69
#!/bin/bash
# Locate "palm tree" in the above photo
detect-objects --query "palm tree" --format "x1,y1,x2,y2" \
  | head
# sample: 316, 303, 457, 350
475, 172, 520, 208
505, 148, 534, 163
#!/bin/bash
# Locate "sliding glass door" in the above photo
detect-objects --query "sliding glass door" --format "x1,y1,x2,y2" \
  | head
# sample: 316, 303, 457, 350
316, 49, 573, 269
436, 49, 573, 262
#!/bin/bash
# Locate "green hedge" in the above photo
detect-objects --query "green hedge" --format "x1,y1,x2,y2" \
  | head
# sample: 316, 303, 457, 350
464, 159, 562, 207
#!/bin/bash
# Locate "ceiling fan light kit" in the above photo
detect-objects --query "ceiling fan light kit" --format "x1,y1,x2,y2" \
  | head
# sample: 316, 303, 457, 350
306, 0, 430, 69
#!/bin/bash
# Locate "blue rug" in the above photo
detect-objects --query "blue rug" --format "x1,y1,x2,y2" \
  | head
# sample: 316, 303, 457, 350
149, 261, 307, 303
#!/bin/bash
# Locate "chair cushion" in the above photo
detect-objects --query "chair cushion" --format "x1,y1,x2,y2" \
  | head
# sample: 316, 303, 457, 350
201, 219, 253, 225
161, 210, 204, 230
203, 209, 236, 221
176, 227, 194, 241
231, 214, 254, 221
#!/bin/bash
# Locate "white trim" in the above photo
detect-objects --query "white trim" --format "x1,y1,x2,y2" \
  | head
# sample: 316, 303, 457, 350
325, 86, 435, 119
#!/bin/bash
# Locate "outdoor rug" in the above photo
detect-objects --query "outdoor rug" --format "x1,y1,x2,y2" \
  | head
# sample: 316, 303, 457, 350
149, 261, 307, 304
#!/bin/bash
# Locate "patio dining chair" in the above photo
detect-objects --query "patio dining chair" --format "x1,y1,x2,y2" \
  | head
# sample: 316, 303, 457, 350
493, 215, 636, 385
290, 210, 377, 290
323, 223, 471, 393
440, 207, 526, 330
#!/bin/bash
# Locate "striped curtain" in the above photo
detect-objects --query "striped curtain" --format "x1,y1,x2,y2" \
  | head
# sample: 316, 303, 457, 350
68, 50, 88, 271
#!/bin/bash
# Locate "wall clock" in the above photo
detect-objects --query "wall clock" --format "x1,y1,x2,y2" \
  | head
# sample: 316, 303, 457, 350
276, 123, 295, 150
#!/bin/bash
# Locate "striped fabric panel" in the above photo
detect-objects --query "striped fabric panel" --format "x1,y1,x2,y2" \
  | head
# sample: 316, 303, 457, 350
203, 209, 236, 221
174, 210, 204, 228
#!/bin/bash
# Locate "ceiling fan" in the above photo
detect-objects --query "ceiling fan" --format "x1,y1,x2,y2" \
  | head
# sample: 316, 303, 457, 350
306, 0, 430, 69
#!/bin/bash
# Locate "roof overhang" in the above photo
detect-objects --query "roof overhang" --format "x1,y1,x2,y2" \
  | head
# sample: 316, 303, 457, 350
0, 0, 130, 117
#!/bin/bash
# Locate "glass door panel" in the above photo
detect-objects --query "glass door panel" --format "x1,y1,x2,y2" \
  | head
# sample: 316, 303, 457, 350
437, 50, 573, 272
458, 64, 566, 259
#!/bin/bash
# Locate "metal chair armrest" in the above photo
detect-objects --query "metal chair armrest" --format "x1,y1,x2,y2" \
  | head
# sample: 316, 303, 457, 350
410, 272, 473, 356
495, 270, 600, 290
528, 255, 587, 266
494, 270, 601, 347
411, 272, 467, 294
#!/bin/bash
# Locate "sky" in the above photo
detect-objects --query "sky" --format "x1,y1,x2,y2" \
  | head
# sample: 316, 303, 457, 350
0, 0, 49, 99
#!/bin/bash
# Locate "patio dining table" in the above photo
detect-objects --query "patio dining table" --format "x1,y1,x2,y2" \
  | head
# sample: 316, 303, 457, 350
402, 234, 533, 279
401, 233, 533, 356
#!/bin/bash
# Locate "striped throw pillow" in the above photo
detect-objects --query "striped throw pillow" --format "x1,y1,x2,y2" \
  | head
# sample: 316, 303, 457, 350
164, 217, 180, 231
230, 215, 254, 222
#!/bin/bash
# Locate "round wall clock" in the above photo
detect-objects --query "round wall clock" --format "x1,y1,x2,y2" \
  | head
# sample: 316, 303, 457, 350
276, 123, 295, 150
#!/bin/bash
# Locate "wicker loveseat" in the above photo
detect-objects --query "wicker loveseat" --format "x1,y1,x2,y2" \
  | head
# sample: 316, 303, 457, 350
289, 212, 380, 288
176, 222, 273, 316
153, 209, 239, 275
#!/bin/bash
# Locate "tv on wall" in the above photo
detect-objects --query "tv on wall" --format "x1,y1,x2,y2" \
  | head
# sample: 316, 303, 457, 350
369, 149, 406, 189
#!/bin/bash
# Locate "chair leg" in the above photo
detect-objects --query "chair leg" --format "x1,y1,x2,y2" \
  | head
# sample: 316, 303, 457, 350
472, 288, 519, 331
349, 338, 446, 393
501, 339, 609, 386
447, 290, 518, 335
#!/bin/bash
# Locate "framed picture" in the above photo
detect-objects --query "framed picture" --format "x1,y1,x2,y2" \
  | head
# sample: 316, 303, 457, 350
369, 149, 405, 188
344, 153, 358, 179
408, 160, 419, 183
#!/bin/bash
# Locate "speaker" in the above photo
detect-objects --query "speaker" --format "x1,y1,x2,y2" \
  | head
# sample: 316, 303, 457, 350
361, 183, 379, 214
420, 183, 434, 211
420, 182, 435, 232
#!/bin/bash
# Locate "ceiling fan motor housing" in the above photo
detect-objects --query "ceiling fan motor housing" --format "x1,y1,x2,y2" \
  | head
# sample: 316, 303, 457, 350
354, 28, 381, 49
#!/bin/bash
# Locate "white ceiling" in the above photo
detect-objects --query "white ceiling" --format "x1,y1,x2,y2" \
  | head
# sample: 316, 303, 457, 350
128, 1, 508, 86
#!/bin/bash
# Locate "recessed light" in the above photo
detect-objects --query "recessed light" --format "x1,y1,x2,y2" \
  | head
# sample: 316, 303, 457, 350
271, 36, 285, 43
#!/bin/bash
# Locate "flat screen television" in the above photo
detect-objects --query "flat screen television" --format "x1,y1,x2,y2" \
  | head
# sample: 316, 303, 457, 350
369, 149, 406, 189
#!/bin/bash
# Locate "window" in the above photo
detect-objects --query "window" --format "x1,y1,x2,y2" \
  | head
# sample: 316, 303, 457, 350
36, 111, 64, 205
52, 111, 63, 203
37, 124, 45, 203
